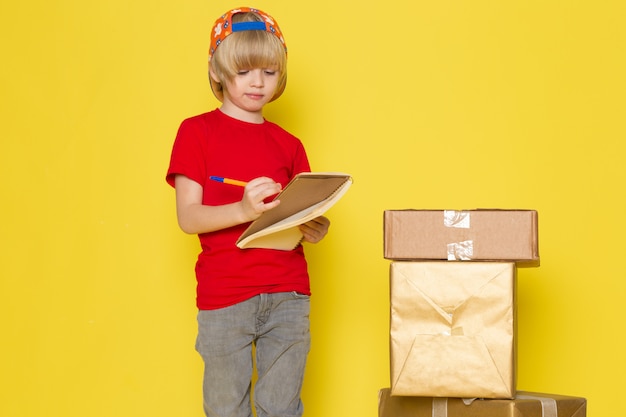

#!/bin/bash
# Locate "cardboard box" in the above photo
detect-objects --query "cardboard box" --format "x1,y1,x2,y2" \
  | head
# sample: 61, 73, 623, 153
384, 209, 539, 266
390, 261, 516, 398
378, 388, 587, 417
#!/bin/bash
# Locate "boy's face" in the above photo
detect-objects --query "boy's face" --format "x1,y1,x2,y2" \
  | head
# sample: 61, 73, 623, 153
218, 68, 281, 115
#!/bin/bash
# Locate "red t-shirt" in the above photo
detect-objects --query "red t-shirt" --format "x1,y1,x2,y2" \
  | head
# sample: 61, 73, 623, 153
166, 109, 312, 310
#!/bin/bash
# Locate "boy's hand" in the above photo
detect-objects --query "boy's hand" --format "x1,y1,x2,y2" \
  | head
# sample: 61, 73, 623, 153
240, 177, 282, 221
299, 216, 330, 244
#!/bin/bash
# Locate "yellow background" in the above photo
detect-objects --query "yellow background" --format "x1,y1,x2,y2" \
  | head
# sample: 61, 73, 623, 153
1, 1, 624, 416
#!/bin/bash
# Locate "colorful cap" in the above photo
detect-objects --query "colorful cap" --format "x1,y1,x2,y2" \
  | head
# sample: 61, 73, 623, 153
208, 7, 287, 62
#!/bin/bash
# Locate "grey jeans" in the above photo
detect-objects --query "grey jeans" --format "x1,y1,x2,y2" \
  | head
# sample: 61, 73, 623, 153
196, 292, 311, 417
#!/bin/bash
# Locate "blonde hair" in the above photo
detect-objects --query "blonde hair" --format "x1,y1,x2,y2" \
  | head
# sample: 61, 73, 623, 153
209, 12, 287, 101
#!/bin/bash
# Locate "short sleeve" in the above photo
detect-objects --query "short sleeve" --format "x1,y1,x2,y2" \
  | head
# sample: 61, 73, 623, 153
165, 117, 208, 188
292, 139, 311, 176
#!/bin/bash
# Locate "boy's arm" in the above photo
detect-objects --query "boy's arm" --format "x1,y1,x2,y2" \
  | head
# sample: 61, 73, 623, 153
174, 174, 282, 235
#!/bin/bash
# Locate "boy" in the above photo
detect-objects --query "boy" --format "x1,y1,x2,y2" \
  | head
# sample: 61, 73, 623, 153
166, 7, 329, 417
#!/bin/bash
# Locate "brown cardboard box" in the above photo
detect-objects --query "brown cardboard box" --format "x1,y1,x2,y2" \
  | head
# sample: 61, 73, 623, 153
384, 209, 539, 266
390, 261, 516, 398
378, 388, 587, 417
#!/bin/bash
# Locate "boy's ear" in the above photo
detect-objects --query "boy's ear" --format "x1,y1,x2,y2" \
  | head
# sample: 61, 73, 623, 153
208, 67, 225, 102
209, 68, 221, 84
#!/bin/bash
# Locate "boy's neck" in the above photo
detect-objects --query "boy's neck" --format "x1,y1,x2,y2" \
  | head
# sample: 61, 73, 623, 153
219, 102, 265, 124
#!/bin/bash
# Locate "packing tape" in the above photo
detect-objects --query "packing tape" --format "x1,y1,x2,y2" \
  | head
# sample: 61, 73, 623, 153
431, 395, 557, 417
432, 398, 448, 417
446, 240, 474, 260
444, 210, 470, 228
516, 394, 558, 417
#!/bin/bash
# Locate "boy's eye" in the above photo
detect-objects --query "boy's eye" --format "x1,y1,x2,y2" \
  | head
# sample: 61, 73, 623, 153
235, 69, 278, 76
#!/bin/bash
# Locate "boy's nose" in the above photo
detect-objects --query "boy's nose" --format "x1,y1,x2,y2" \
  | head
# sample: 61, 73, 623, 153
250, 70, 265, 87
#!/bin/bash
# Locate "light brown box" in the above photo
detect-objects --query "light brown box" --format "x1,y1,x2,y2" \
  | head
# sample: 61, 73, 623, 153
390, 261, 516, 398
378, 388, 587, 417
384, 209, 539, 266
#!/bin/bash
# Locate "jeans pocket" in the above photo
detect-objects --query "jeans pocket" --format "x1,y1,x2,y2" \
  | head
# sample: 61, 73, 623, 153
291, 291, 310, 300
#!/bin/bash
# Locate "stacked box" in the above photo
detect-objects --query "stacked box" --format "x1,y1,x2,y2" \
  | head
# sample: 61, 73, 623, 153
379, 209, 585, 415
378, 388, 587, 417
390, 261, 516, 398
384, 209, 539, 266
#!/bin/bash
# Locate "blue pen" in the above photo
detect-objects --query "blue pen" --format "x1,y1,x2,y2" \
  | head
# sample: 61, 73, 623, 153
209, 176, 248, 187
